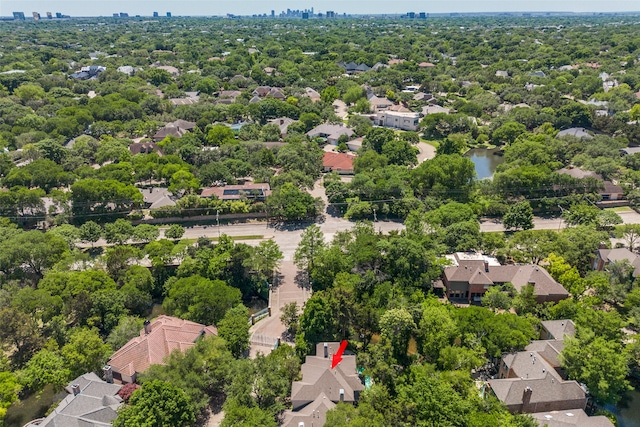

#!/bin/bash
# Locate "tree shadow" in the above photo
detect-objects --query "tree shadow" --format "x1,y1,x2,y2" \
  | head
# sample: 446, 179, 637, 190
294, 269, 312, 291
272, 270, 285, 291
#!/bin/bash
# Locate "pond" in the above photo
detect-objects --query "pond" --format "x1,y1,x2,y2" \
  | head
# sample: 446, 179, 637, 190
606, 387, 640, 427
5, 385, 66, 427
465, 147, 504, 180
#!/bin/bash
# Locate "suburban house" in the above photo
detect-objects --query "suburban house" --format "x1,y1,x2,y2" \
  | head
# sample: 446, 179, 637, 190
216, 90, 242, 104
153, 119, 196, 142
375, 111, 421, 131
107, 315, 217, 383
69, 65, 106, 80
487, 319, 613, 427
201, 183, 271, 201
268, 117, 296, 135
530, 409, 614, 427
31, 372, 123, 427
556, 128, 593, 139
139, 187, 176, 209
307, 123, 354, 145
593, 247, 640, 276
252, 86, 285, 100
368, 94, 394, 111
322, 152, 356, 174
128, 141, 161, 155
539, 319, 576, 341
281, 342, 365, 427
442, 252, 570, 303
302, 87, 321, 102
337, 62, 371, 74
620, 146, 640, 156
556, 167, 624, 201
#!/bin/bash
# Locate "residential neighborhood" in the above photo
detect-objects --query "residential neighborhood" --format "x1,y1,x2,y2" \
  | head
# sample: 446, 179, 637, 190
0, 10, 639, 427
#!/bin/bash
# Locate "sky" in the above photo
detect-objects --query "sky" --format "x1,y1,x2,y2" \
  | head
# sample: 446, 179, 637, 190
1, 0, 638, 17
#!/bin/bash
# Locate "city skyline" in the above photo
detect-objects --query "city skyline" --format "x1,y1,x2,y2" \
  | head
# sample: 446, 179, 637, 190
1, 0, 639, 17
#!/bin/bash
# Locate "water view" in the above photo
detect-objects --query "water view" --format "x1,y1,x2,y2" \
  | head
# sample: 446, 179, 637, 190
465, 148, 504, 180
607, 387, 640, 427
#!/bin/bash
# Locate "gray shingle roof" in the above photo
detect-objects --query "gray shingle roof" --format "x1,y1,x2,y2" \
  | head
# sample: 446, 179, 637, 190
38, 373, 122, 427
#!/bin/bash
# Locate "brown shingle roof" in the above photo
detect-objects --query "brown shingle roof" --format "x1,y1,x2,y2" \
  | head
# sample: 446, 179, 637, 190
444, 262, 569, 299
489, 373, 585, 409
290, 342, 364, 410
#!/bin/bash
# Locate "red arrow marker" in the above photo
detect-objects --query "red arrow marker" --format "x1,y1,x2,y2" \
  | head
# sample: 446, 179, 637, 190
331, 340, 348, 369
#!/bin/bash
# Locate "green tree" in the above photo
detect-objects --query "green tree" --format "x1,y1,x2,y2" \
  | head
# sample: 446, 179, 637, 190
79, 221, 103, 247
0, 371, 21, 421
266, 182, 321, 220
61, 328, 112, 378
379, 308, 416, 361
217, 305, 250, 358
113, 380, 196, 427
244, 239, 283, 282
132, 224, 160, 243
107, 316, 145, 350
419, 304, 458, 362
164, 224, 185, 240
163, 275, 242, 325
280, 302, 300, 338
561, 335, 631, 404
294, 224, 326, 273
492, 121, 527, 145
503, 201, 534, 231
18, 348, 70, 392
104, 218, 135, 245
481, 286, 513, 311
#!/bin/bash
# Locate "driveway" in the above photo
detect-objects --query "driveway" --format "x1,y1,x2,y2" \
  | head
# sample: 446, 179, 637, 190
416, 142, 436, 163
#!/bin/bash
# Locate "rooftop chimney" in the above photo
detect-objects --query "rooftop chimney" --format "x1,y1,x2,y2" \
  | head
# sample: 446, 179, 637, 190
143, 319, 152, 335
339, 389, 344, 402
72, 384, 81, 395
522, 386, 533, 412
103, 365, 113, 383
324, 343, 328, 358
484, 260, 489, 272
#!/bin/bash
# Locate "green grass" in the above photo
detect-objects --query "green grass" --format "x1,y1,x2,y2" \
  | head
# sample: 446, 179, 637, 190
179, 235, 264, 244
607, 206, 633, 213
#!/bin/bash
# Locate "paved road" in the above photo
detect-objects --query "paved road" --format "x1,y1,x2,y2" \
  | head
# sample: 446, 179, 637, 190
480, 209, 640, 232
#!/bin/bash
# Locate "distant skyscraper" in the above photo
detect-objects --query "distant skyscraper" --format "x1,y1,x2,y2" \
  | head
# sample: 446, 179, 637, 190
302, 12, 309, 19
153, 11, 159, 17
271, 10, 275, 17
166, 12, 172, 17
12, 12, 25, 20
407, 12, 416, 18
55, 12, 63, 18
419, 12, 426, 19
113, 13, 119, 17
119, 12, 128, 17
46, 12, 52, 19
326, 10, 335, 18
32, 12, 41, 20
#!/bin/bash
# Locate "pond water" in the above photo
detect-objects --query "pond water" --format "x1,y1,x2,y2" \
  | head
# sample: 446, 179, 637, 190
5, 385, 66, 427
606, 387, 640, 427
465, 147, 504, 180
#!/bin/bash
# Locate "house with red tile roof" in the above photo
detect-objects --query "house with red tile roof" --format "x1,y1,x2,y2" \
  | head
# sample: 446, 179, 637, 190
107, 315, 217, 383
322, 152, 355, 175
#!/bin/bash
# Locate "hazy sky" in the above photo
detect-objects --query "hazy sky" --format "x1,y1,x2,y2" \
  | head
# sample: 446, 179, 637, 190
1, 0, 638, 17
